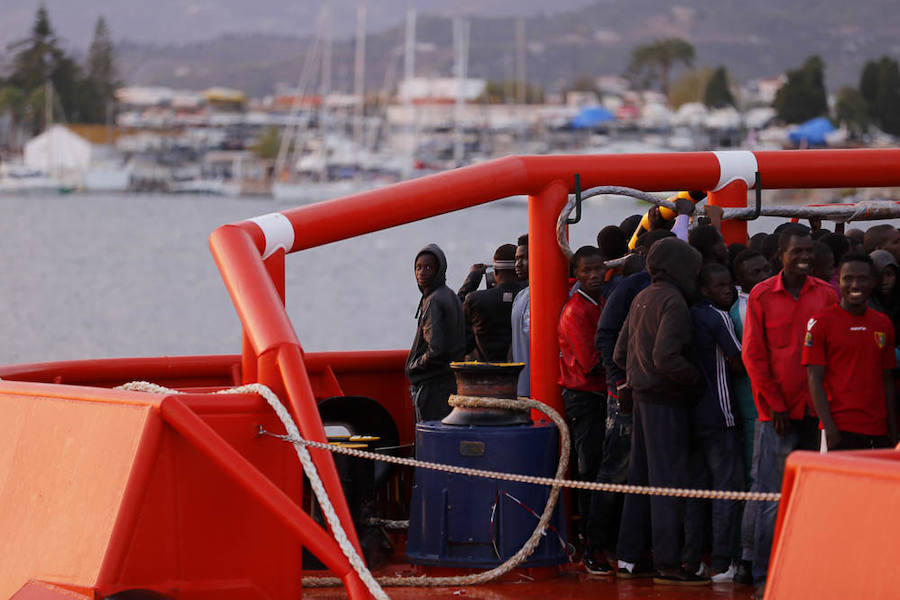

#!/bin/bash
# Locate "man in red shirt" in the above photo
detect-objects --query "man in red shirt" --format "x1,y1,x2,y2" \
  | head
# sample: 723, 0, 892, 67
742, 224, 838, 598
803, 253, 897, 450
558, 245, 608, 574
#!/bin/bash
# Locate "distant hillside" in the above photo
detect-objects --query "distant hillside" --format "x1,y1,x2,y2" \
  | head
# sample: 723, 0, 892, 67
0, 0, 596, 47
108, 0, 900, 97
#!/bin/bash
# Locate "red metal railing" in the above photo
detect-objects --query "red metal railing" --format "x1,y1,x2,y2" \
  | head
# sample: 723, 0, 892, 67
209, 149, 900, 597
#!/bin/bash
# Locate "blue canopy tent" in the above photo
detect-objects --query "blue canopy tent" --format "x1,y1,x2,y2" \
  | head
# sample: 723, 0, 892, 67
788, 117, 835, 146
571, 106, 616, 129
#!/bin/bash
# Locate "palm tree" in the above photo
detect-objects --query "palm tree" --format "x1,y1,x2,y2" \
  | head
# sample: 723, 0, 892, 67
628, 38, 696, 95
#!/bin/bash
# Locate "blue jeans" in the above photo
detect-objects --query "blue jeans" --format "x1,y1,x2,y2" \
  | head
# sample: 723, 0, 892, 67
586, 393, 632, 552
751, 417, 818, 583
740, 421, 761, 561
683, 427, 744, 572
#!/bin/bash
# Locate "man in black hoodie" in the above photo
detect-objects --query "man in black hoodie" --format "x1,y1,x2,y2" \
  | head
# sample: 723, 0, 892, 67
406, 244, 467, 422
613, 237, 706, 585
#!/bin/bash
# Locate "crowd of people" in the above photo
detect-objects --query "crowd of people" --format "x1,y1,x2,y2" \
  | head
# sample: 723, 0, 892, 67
405, 200, 899, 598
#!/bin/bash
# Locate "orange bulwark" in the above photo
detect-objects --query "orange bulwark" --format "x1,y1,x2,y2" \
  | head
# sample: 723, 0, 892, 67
3, 149, 900, 599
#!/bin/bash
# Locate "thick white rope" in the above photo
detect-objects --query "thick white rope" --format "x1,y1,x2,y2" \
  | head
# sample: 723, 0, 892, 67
118, 381, 778, 595
117, 381, 390, 600
262, 396, 781, 503
117, 382, 572, 589
303, 392, 571, 588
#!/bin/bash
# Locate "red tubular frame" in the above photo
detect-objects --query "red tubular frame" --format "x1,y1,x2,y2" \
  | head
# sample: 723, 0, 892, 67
158, 396, 365, 594
208, 149, 900, 598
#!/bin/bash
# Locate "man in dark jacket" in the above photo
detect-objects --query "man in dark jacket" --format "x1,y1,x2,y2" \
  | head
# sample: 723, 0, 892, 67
406, 244, 466, 422
613, 237, 707, 585
589, 228, 675, 573
463, 244, 521, 361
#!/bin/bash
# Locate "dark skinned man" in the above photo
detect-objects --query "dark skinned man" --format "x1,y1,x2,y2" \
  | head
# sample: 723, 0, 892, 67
463, 244, 520, 362
729, 248, 772, 585
613, 238, 706, 585
742, 225, 838, 599
511, 235, 530, 396
406, 244, 466, 422
558, 246, 609, 575
803, 253, 897, 451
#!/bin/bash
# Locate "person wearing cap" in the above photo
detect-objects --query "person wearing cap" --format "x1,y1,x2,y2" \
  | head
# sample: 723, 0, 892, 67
463, 244, 521, 362
406, 244, 466, 422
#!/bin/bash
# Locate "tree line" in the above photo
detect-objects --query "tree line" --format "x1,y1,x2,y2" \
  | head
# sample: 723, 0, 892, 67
608, 37, 900, 136
0, 6, 118, 148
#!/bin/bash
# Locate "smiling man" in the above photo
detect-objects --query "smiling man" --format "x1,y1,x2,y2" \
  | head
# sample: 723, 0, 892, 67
742, 224, 838, 598
803, 253, 897, 451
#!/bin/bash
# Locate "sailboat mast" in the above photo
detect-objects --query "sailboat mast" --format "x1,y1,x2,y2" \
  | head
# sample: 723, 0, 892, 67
515, 17, 526, 105
353, 0, 367, 151
402, 6, 416, 179
319, 0, 332, 182
453, 16, 470, 167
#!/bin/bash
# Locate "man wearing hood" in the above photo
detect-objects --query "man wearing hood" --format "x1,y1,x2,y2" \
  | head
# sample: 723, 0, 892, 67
406, 244, 466, 422
613, 237, 707, 585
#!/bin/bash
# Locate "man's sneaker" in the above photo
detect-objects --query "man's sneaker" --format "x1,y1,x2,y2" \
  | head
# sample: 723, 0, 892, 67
616, 559, 654, 579
734, 560, 754, 585
695, 562, 711, 578
584, 554, 614, 576
653, 567, 711, 586
711, 562, 737, 582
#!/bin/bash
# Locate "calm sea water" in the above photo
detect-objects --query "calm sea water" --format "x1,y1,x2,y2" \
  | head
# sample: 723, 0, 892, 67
0, 191, 850, 365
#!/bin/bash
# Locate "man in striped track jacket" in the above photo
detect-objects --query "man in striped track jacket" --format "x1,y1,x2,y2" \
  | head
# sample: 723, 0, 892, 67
684, 262, 744, 580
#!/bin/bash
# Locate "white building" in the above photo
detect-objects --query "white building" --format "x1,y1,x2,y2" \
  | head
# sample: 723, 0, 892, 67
397, 78, 486, 103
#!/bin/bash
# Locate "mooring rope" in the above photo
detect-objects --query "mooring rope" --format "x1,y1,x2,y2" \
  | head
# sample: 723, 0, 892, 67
117, 381, 779, 594
116, 383, 579, 590
259, 395, 780, 503
117, 381, 390, 599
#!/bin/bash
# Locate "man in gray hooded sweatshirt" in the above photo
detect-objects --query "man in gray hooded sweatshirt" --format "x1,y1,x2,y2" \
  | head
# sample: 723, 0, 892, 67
406, 244, 467, 422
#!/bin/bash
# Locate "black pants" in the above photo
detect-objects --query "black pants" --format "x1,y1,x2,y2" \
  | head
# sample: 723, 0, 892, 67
410, 373, 456, 422
683, 427, 744, 572
562, 388, 607, 542
616, 396, 690, 570
586, 393, 632, 553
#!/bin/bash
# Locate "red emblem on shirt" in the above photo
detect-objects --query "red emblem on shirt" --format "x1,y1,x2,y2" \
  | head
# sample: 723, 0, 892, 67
876, 331, 886, 348
804, 331, 813, 347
